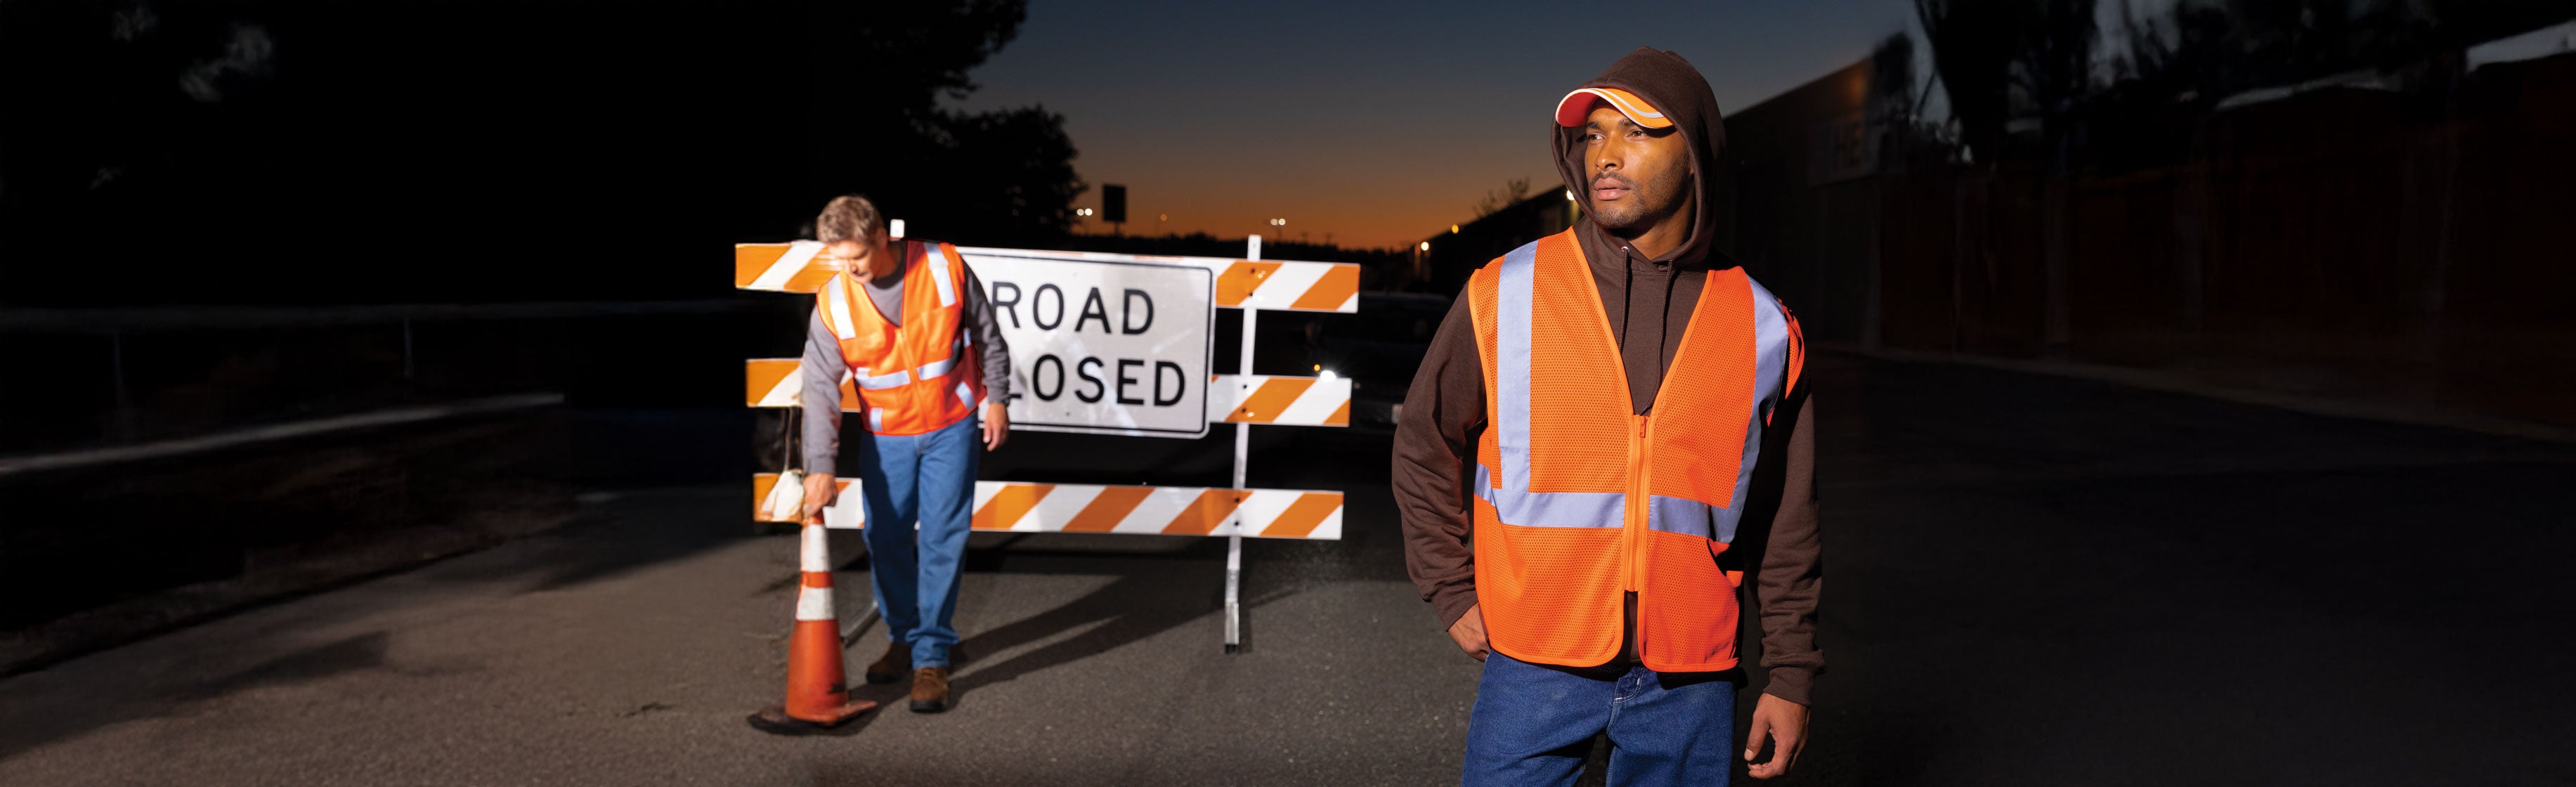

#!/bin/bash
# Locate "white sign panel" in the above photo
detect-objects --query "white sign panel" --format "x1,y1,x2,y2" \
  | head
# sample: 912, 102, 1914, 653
963, 250, 1214, 438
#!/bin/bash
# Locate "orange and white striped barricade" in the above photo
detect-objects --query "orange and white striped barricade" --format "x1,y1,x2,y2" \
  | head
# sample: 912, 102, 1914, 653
951, 245, 1359, 313
746, 360, 1356, 429
734, 241, 839, 294
753, 474, 1344, 540
1209, 374, 1352, 427
744, 358, 860, 411
743, 242, 1363, 314
738, 233, 1355, 653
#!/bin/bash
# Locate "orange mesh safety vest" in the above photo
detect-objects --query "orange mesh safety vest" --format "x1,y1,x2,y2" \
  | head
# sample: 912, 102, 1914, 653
814, 239, 987, 436
1466, 229, 1804, 671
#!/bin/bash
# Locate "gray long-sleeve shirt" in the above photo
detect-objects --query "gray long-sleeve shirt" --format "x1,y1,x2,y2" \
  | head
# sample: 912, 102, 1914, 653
800, 259, 1013, 475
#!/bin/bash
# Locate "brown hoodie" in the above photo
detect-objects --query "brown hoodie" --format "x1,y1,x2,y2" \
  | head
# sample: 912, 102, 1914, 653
1391, 47, 1822, 705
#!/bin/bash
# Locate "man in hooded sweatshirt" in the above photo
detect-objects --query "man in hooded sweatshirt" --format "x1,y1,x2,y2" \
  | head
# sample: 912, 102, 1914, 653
1393, 48, 1821, 784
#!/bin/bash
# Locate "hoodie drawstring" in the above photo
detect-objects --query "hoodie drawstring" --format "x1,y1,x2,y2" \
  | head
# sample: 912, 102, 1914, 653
1657, 261, 1676, 402
1616, 262, 1632, 351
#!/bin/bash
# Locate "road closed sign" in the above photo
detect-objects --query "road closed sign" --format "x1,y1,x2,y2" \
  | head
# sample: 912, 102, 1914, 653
961, 249, 1214, 438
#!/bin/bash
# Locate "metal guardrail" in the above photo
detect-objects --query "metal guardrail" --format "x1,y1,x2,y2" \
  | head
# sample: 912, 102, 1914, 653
0, 299, 768, 332
0, 299, 791, 460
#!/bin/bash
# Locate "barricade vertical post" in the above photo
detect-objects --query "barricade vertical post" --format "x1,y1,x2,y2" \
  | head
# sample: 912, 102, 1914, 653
841, 601, 880, 648
1225, 234, 1260, 654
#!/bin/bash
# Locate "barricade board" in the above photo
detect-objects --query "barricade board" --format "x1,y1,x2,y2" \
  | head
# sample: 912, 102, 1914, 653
746, 359, 1351, 428
1208, 374, 1351, 426
737, 242, 1360, 313
751, 474, 1342, 540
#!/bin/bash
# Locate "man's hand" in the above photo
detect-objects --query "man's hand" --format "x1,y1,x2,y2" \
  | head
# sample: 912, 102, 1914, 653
800, 473, 840, 521
1447, 604, 1490, 661
982, 401, 1010, 450
1743, 693, 1811, 779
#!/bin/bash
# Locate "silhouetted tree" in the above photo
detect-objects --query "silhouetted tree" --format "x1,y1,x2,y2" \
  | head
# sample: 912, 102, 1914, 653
0, 0, 1088, 305
1470, 177, 1532, 219
799, 0, 1086, 245
936, 104, 1086, 241
1915, 0, 2044, 164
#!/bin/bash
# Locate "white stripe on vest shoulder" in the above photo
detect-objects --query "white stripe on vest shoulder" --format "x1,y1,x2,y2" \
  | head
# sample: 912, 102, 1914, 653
929, 242, 958, 308
1494, 240, 1539, 495
826, 278, 859, 341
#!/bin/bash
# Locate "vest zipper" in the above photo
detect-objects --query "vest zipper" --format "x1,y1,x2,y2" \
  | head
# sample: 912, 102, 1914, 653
1627, 413, 1653, 660
1623, 414, 1647, 594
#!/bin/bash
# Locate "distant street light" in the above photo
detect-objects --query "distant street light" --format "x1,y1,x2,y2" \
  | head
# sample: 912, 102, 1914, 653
1418, 241, 1430, 252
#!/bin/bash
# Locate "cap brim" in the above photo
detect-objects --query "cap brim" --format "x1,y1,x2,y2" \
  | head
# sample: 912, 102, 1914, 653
1554, 86, 1674, 129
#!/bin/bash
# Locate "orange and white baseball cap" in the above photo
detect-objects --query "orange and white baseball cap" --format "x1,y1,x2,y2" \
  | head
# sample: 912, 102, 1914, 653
1554, 86, 1672, 129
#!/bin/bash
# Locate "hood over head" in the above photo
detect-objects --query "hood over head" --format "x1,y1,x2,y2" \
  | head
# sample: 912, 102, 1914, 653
1552, 46, 1726, 271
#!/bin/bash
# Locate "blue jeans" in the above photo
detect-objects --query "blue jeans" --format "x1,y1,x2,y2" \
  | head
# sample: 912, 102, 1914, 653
856, 415, 979, 669
1463, 651, 1737, 787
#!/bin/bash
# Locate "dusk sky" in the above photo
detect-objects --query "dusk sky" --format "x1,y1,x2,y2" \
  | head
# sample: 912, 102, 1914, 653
950, 0, 1926, 249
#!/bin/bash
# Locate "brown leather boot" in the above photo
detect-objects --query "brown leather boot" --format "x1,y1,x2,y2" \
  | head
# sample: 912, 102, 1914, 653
864, 642, 910, 684
908, 667, 951, 713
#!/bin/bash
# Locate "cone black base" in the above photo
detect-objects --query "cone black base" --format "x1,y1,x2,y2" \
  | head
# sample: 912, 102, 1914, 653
746, 701, 876, 736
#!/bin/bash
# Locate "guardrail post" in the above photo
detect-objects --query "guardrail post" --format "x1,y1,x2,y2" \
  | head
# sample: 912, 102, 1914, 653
110, 330, 133, 442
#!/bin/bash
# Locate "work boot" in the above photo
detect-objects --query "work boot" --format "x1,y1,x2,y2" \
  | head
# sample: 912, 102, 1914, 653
864, 642, 910, 685
909, 667, 951, 713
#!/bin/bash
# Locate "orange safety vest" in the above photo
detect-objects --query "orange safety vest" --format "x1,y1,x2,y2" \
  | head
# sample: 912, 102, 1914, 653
1466, 229, 1804, 672
814, 239, 987, 436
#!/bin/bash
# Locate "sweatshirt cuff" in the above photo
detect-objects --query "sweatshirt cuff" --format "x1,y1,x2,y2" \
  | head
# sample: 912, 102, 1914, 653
1760, 666, 1816, 706
1429, 584, 1478, 629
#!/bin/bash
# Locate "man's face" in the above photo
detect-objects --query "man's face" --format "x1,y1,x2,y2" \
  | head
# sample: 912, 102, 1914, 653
825, 232, 890, 281
1580, 105, 1692, 233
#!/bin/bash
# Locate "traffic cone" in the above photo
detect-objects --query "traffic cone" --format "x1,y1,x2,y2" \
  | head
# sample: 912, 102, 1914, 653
748, 517, 878, 734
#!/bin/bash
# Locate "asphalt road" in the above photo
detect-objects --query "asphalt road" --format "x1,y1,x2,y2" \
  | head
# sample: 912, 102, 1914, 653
4, 355, 2573, 786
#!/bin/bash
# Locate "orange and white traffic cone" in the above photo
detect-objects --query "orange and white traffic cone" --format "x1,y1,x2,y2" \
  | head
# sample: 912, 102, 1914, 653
748, 517, 878, 734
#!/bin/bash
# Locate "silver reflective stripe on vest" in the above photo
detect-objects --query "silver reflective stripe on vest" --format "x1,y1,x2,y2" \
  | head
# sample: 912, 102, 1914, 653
1495, 240, 1537, 495
1484, 238, 1790, 541
1471, 465, 1623, 528
1474, 462, 1717, 534
855, 368, 911, 390
867, 408, 884, 432
928, 242, 958, 308
1479, 240, 1625, 528
1709, 275, 1794, 545
1646, 495, 1717, 538
914, 334, 970, 380
825, 278, 859, 341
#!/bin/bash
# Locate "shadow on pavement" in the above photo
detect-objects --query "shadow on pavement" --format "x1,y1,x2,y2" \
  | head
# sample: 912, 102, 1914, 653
0, 630, 390, 760
945, 557, 1225, 705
